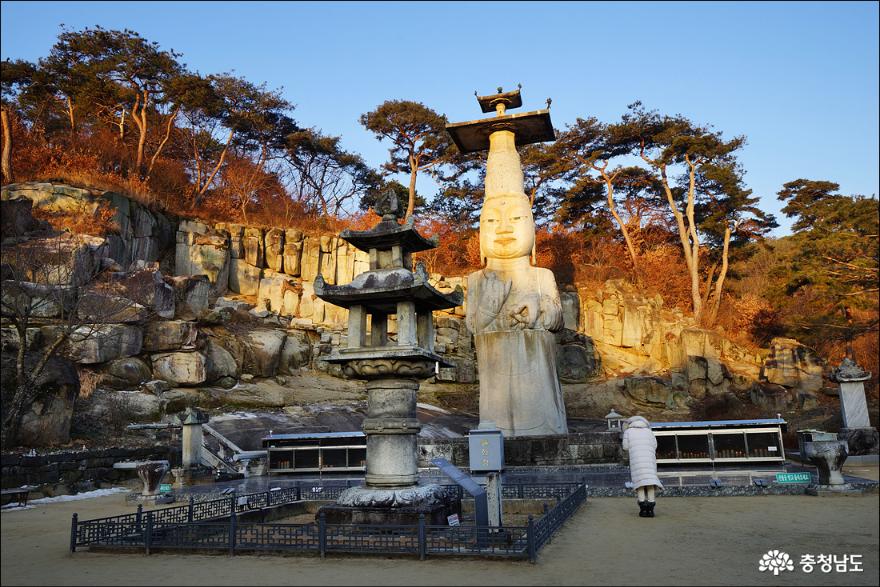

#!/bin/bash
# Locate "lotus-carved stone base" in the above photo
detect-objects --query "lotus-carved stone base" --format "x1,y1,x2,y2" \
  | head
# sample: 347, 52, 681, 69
336, 483, 449, 508
342, 358, 435, 379
838, 427, 879, 455
318, 483, 460, 526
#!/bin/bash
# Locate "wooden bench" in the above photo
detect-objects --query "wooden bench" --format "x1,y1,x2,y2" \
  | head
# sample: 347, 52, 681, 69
0, 487, 32, 507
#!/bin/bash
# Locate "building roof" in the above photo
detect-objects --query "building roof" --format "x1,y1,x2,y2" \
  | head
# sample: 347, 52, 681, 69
651, 418, 787, 430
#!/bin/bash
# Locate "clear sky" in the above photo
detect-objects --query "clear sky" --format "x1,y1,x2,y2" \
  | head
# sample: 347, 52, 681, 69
2, 1, 878, 235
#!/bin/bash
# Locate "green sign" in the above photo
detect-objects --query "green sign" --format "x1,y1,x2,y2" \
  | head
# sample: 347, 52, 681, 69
775, 472, 811, 484
159, 484, 173, 493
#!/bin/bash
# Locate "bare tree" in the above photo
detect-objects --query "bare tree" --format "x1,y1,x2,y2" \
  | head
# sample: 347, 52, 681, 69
1, 233, 153, 446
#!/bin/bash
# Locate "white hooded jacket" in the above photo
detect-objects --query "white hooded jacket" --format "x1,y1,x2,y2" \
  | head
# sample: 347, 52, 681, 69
622, 416, 663, 490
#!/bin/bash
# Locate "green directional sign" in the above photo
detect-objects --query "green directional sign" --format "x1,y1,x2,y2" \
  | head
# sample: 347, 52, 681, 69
159, 484, 173, 493
775, 472, 811, 484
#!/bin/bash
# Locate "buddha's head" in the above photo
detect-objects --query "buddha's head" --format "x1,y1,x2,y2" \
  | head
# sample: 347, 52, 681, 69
479, 194, 535, 264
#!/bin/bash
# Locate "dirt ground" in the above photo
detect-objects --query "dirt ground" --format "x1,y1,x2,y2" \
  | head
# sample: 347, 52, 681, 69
1, 489, 878, 586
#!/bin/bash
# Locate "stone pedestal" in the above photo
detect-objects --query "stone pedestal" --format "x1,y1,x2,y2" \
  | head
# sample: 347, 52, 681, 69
803, 440, 848, 485
318, 377, 461, 524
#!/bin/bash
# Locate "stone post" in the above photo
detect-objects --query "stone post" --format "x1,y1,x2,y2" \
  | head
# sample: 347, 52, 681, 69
486, 472, 503, 528
832, 358, 878, 455
181, 407, 206, 469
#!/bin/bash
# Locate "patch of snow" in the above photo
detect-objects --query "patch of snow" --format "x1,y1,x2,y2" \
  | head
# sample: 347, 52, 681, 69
419, 423, 462, 439
1, 504, 34, 511
211, 411, 260, 421
30, 487, 129, 504
417, 402, 450, 414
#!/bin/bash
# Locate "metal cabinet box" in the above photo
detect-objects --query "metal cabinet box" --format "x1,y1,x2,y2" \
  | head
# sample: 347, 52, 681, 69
468, 427, 504, 472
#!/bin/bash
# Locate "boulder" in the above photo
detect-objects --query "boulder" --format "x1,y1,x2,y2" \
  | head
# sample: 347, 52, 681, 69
143, 320, 197, 352
77, 292, 149, 324
147, 271, 175, 319
82, 388, 164, 423
241, 329, 287, 377
204, 339, 239, 382
151, 351, 207, 386
6, 234, 107, 287
282, 233, 304, 277
228, 258, 262, 295
0, 353, 79, 446
256, 270, 300, 316
42, 323, 143, 364
265, 228, 285, 272
278, 330, 313, 374
560, 291, 580, 331
750, 382, 792, 411
1, 197, 45, 236
227, 224, 245, 259
244, 227, 264, 268
760, 338, 824, 393
100, 357, 153, 390
300, 236, 322, 282
0, 326, 42, 351
170, 275, 212, 320
623, 376, 674, 407
0, 281, 75, 319
555, 331, 598, 383
318, 236, 337, 284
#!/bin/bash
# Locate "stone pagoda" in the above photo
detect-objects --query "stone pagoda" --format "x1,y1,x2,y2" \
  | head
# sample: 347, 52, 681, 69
313, 190, 463, 524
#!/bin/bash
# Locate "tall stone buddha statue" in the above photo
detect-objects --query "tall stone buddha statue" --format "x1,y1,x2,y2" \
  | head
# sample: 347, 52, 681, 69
465, 129, 569, 437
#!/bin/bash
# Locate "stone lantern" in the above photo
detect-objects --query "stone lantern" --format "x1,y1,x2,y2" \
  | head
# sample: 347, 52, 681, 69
313, 190, 464, 524
605, 408, 625, 431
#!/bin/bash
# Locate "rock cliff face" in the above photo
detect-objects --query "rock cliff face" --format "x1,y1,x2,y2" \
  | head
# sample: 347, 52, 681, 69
1, 182, 839, 446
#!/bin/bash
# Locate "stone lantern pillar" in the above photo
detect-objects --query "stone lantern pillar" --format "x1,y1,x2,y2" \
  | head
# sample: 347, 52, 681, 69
181, 407, 207, 469
832, 358, 878, 455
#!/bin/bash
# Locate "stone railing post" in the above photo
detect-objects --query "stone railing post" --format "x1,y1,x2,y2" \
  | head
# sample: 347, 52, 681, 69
527, 515, 536, 563
418, 513, 426, 560
69, 513, 78, 553
318, 512, 327, 558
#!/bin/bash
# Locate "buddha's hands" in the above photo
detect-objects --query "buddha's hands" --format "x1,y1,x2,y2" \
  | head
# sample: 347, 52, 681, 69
539, 294, 564, 331
509, 294, 540, 329
475, 271, 512, 330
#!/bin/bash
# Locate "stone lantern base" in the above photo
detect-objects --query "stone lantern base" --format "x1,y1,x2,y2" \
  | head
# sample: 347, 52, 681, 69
318, 484, 460, 526
838, 427, 879, 455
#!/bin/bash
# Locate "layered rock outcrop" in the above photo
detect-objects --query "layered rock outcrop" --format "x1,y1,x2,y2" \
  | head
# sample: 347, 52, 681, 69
1, 182, 842, 447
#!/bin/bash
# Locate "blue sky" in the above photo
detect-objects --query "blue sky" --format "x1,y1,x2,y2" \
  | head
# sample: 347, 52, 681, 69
2, 1, 878, 235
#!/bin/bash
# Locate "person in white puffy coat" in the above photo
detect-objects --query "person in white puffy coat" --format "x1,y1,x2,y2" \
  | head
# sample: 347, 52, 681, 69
622, 415, 663, 517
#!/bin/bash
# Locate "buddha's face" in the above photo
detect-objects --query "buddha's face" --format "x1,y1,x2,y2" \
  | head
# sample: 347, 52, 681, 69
480, 195, 535, 260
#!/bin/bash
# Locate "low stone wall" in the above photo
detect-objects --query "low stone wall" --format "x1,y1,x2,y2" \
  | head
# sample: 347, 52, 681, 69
417, 432, 622, 468
0, 445, 178, 491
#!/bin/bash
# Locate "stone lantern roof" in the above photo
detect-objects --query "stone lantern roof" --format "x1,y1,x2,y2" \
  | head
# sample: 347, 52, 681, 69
446, 85, 555, 153
831, 357, 872, 382
314, 263, 462, 314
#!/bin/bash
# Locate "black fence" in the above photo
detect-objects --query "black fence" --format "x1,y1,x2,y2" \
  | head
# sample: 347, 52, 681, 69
71, 482, 587, 562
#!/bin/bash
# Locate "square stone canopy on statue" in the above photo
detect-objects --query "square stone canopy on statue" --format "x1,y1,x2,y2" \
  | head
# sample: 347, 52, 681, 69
445, 109, 555, 153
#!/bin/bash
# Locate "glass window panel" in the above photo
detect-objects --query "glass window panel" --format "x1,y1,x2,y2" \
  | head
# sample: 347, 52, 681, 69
295, 450, 319, 469
656, 436, 678, 460
676, 434, 710, 459
713, 433, 747, 458
747, 432, 781, 458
